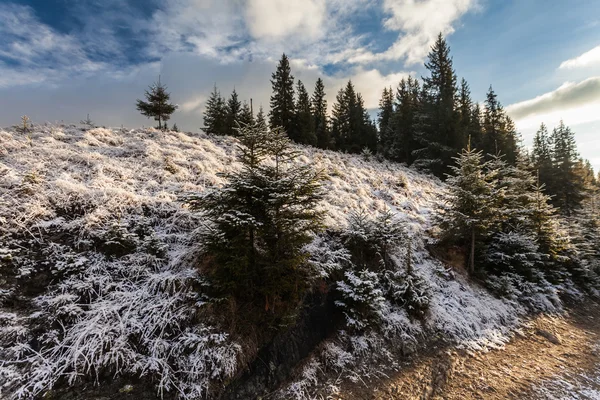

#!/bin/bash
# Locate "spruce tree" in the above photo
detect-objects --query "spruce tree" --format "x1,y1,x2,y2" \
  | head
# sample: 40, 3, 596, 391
331, 81, 376, 153
440, 140, 498, 274
269, 54, 295, 135
413, 34, 459, 176
225, 89, 242, 136
238, 101, 254, 127
551, 121, 586, 215
392, 77, 421, 164
202, 85, 227, 135
311, 78, 330, 149
378, 87, 395, 157
256, 105, 267, 127
136, 77, 178, 130
293, 80, 316, 145
481, 86, 519, 163
187, 120, 324, 315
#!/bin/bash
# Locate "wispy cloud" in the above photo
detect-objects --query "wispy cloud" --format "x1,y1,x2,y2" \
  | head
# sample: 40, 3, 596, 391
559, 45, 600, 70
506, 77, 600, 130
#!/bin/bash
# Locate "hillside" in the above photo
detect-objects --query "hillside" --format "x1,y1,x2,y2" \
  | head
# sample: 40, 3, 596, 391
0, 125, 562, 399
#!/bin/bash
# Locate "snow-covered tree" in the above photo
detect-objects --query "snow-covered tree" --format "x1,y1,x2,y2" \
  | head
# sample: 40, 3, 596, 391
440, 141, 499, 274
202, 85, 227, 135
187, 119, 324, 315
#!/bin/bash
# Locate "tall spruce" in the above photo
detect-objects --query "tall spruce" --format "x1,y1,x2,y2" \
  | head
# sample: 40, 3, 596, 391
269, 53, 295, 135
293, 80, 317, 145
413, 33, 459, 176
311, 78, 330, 149
378, 87, 395, 157
392, 77, 421, 164
225, 89, 242, 136
482, 86, 519, 163
238, 101, 254, 127
202, 85, 227, 135
331, 81, 376, 153
551, 121, 586, 215
136, 77, 178, 130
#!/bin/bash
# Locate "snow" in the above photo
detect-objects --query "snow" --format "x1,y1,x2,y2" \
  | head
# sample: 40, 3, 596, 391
0, 124, 532, 399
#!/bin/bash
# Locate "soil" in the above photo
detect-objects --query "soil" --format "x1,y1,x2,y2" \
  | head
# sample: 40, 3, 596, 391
334, 302, 600, 399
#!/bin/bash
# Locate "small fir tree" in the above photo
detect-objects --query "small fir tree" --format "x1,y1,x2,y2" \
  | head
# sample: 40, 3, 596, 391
202, 84, 227, 135
136, 77, 177, 130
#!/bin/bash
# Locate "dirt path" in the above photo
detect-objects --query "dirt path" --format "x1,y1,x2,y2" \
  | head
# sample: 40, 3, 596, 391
336, 303, 600, 399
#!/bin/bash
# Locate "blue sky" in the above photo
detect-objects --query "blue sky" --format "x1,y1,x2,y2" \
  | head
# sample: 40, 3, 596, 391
0, 0, 599, 170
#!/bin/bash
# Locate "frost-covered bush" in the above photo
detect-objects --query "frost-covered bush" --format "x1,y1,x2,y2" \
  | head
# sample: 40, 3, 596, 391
486, 272, 561, 313
335, 269, 385, 330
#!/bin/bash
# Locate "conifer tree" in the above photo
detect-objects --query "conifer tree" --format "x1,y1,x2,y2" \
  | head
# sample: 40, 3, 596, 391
413, 34, 459, 176
269, 54, 295, 135
391, 77, 421, 164
202, 85, 227, 135
331, 81, 376, 153
378, 87, 395, 157
551, 121, 586, 215
225, 89, 242, 136
238, 101, 254, 127
136, 77, 178, 130
311, 78, 330, 149
187, 120, 324, 314
293, 80, 316, 145
457, 78, 474, 149
440, 140, 498, 274
481, 86, 519, 163
470, 103, 484, 150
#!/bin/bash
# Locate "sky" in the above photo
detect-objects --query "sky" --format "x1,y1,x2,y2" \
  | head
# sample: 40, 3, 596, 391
0, 0, 599, 171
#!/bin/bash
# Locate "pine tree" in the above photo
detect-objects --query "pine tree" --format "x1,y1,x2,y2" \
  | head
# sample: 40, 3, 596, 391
269, 53, 295, 135
481, 86, 519, 163
470, 103, 484, 150
331, 81, 376, 153
136, 77, 178, 130
293, 80, 316, 145
187, 119, 324, 315
238, 101, 254, 127
202, 84, 227, 135
457, 78, 473, 150
311, 78, 330, 149
413, 34, 459, 176
172, 123, 179, 132
440, 140, 498, 274
225, 89, 242, 136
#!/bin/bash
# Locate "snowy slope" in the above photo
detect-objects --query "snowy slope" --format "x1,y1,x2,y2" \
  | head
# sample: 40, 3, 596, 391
0, 125, 522, 399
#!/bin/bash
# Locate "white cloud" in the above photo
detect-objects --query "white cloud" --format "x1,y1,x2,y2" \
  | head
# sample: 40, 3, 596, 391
245, 0, 326, 40
559, 45, 600, 70
506, 77, 600, 126
334, 0, 478, 66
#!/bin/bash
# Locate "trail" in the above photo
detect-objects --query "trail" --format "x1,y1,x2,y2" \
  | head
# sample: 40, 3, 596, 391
336, 303, 600, 399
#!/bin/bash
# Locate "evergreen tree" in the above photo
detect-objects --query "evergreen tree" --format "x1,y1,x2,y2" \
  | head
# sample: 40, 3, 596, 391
293, 80, 317, 145
225, 89, 242, 136
311, 78, 330, 149
481, 86, 519, 163
256, 105, 267, 127
377, 87, 395, 157
187, 119, 324, 315
551, 121, 586, 215
136, 77, 178, 130
391, 77, 421, 164
331, 81, 376, 153
269, 53, 295, 135
202, 85, 227, 135
532, 123, 555, 194
469, 103, 484, 150
440, 140, 498, 274
172, 123, 179, 132
238, 101, 254, 127
413, 34, 459, 176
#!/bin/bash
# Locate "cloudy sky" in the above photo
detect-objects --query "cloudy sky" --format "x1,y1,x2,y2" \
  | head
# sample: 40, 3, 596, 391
0, 0, 599, 170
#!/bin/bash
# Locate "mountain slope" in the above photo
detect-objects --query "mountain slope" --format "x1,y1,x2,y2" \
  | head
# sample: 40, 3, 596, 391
0, 125, 533, 399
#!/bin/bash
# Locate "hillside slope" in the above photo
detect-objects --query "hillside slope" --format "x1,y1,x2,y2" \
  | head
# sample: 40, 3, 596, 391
0, 125, 530, 399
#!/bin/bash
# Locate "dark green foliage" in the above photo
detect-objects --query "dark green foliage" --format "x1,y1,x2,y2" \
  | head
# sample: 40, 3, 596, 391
331, 81, 377, 153
238, 101, 254, 127
225, 89, 242, 136
311, 78, 330, 149
551, 121, 586, 215
172, 123, 179, 132
293, 80, 317, 145
377, 87, 394, 157
202, 85, 227, 135
187, 119, 324, 315
391, 77, 421, 164
136, 78, 178, 130
413, 34, 459, 176
269, 53, 295, 135
481, 86, 519, 164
